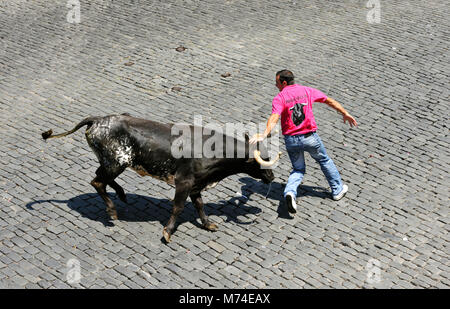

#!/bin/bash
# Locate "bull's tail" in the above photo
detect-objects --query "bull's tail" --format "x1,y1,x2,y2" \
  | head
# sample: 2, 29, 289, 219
41, 117, 98, 140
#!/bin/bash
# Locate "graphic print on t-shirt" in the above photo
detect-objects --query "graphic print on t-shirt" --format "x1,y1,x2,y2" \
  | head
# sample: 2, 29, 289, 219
289, 102, 308, 126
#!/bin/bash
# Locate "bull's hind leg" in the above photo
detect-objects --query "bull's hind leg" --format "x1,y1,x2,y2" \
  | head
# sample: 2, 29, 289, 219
163, 177, 194, 243
109, 180, 127, 203
91, 176, 118, 220
90, 166, 125, 220
190, 193, 218, 232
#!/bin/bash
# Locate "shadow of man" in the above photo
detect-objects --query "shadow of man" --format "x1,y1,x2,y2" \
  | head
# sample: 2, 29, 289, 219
236, 177, 330, 219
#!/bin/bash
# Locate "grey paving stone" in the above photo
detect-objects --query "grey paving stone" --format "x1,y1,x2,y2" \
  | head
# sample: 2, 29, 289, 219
0, 0, 447, 289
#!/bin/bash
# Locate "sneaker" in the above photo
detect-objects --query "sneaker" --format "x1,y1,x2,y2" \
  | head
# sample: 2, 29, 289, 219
332, 184, 348, 201
285, 192, 297, 214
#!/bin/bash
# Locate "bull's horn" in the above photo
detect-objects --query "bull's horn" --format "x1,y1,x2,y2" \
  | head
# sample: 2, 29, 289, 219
254, 150, 282, 167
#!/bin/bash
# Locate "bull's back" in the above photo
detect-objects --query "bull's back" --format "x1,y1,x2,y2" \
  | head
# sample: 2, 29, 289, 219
84, 114, 251, 185
85, 115, 178, 182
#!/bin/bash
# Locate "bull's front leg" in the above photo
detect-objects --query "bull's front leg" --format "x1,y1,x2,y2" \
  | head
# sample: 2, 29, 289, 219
190, 193, 218, 232
163, 178, 193, 243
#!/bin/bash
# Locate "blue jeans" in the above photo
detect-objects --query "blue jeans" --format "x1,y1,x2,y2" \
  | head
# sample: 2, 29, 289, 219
284, 132, 343, 198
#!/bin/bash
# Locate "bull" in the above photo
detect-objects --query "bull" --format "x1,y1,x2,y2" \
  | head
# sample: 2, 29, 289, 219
42, 114, 281, 242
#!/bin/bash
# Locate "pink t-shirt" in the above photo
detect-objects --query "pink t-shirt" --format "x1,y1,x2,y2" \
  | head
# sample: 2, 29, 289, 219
272, 84, 328, 136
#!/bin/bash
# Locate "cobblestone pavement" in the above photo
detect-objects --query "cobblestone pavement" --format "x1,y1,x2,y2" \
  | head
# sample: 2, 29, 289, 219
0, 0, 448, 289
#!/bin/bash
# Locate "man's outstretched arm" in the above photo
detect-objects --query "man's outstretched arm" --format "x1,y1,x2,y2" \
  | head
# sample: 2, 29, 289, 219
249, 113, 280, 144
324, 97, 358, 127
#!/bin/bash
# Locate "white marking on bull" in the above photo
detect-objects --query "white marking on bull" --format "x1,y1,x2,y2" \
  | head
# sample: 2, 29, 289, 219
116, 145, 133, 165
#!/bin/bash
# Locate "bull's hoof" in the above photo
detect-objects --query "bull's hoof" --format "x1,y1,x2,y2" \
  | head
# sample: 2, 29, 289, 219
204, 222, 219, 232
116, 188, 127, 203
118, 194, 127, 204
163, 227, 171, 243
107, 209, 119, 220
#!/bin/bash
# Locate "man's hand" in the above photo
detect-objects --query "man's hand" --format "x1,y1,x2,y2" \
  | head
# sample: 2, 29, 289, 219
249, 113, 280, 145
249, 133, 265, 145
324, 98, 358, 128
343, 112, 358, 127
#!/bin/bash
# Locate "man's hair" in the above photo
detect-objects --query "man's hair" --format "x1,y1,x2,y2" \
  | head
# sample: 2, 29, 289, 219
276, 69, 295, 85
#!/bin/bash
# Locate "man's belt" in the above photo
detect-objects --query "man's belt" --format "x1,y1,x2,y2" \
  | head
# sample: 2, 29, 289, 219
302, 131, 315, 138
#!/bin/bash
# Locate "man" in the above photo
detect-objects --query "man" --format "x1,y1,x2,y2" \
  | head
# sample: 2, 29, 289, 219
250, 70, 357, 214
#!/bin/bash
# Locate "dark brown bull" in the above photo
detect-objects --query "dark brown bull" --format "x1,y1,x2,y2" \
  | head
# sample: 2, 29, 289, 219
42, 114, 280, 242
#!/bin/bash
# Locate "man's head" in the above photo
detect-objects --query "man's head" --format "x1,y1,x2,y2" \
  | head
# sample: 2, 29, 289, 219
275, 69, 295, 92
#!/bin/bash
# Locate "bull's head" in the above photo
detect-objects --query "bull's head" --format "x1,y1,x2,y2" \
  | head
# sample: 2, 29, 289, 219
244, 134, 280, 184
253, 150, 282, 168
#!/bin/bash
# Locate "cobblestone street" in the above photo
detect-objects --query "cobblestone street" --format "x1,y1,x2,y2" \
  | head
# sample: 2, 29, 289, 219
0, 0, 448, 288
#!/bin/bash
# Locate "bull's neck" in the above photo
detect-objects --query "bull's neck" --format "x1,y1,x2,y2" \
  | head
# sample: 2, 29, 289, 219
208, 158, 250, 182
226, 158, 250, 175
